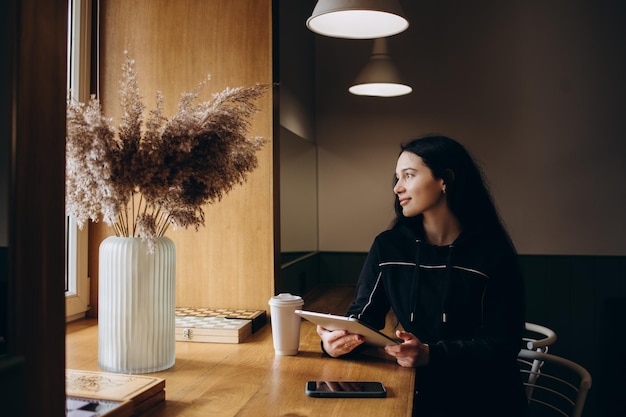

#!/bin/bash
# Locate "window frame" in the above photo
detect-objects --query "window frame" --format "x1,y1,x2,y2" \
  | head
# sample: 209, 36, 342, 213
65, 0, 92, 321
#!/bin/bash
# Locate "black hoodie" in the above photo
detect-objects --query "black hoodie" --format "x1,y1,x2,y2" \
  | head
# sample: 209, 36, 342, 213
346, 222, 528, 417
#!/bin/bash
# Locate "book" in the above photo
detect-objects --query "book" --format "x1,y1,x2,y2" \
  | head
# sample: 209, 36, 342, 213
175, 315, 252, 343
175, 307, 266, 332
66, 396, 132, 417
66, 369, 165, 416
133, 389, 165, 416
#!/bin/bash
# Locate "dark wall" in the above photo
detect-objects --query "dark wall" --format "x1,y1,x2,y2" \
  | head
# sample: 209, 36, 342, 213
282, 253, 626, 417
279, 252, 320, 297
521, 255, 626, 417
0, 0, 11, 359
0, 247, 6, 354
314, 1, 626, 257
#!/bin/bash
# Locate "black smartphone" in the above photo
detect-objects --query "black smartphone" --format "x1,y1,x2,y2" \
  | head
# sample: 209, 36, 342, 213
305, 381, 386, 398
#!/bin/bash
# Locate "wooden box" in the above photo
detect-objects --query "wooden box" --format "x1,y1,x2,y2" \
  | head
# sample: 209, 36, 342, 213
175, 307, 266, 332
175, 315, 252, 343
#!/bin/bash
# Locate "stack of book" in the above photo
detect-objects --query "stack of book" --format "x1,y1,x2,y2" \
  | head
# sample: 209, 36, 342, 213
66, 369, 165, 417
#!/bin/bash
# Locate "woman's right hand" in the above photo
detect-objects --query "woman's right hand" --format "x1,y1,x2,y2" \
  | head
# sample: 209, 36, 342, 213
317, 325, 364, 357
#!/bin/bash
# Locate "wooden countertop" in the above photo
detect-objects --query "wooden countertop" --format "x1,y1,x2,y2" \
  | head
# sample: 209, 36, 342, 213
67, 316, 414, 416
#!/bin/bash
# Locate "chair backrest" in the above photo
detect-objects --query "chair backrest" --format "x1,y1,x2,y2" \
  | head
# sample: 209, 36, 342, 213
524, 322, 558, 352
517, 349, 592, 417
523, 322, 558, 399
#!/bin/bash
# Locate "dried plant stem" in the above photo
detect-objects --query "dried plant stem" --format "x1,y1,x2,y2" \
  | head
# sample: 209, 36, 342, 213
123, 201, 129, 236
124, 198, 131, 237
135, 193, 144, 237
115, 193, 171, 238
156, 210, 171, 237
111, 222, 124, 237
115, 202, 127, 237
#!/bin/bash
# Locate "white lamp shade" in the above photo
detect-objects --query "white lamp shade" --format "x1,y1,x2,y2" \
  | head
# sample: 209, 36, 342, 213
307, 0, 409, 39
349, 82, 412, 97
349, 38, 412, 97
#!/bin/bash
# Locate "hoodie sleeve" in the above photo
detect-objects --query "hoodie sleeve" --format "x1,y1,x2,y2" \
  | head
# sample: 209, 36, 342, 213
345, 239, 391, 331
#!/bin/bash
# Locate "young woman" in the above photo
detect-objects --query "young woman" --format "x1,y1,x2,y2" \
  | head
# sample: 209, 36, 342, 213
317, 136, 528, 417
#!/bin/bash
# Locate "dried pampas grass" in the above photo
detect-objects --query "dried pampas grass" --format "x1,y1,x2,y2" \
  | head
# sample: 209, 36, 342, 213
66, 52, 268, 249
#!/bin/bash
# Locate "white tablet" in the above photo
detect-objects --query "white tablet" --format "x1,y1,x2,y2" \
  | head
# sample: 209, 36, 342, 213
295, 310, 400, 347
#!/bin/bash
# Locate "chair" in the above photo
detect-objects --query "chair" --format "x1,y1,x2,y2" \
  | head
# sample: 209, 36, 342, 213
522, 322, 558, 399
518, 349, 592, 417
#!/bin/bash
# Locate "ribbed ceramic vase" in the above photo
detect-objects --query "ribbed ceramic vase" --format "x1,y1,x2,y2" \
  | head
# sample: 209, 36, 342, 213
98, 236, 176, 373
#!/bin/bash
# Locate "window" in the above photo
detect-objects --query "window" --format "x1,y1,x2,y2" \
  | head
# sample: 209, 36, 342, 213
65, 0, 92, 321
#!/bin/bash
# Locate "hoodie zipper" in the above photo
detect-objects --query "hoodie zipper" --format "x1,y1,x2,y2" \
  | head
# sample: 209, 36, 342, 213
409, 239, 422, 323
441, 244, 454, 327
410, 240, 455, 337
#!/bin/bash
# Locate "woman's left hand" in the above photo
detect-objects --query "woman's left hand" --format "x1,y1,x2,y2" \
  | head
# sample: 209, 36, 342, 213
384, 330, 430, 368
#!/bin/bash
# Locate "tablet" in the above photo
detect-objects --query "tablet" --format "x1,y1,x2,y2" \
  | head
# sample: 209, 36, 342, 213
295, 310, 400, 347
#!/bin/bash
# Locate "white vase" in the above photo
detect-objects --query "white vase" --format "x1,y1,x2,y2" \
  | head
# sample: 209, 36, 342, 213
98, 236, 176, 373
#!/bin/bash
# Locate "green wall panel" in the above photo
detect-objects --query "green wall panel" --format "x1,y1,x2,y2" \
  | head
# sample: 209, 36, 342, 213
282, 252, 626, 417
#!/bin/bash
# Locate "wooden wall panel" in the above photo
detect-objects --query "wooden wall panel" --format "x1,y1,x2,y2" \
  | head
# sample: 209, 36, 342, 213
90, 0, 274, 313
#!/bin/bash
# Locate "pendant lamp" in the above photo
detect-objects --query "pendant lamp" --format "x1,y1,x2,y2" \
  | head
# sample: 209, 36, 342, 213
349, 38, 412, 97
306, 0, 409, 39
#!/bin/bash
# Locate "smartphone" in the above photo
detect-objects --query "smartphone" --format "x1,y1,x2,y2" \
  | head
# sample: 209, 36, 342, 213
305, 381, 386, 398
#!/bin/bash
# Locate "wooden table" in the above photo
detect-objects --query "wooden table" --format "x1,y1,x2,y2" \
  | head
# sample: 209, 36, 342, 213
67, 317, 415, 416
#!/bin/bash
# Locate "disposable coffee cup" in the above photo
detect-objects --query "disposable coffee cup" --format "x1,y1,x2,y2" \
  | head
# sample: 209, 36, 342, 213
268, 293, 304, 355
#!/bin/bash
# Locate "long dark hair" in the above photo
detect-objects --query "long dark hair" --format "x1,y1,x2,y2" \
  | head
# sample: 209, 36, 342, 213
393, 135, 514, 248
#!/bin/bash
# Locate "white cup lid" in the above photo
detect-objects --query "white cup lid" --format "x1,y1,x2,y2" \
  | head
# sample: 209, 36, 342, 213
268, 293, 303, 307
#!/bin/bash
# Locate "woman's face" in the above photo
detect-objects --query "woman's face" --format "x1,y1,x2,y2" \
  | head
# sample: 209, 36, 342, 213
393, 151, 446, 218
